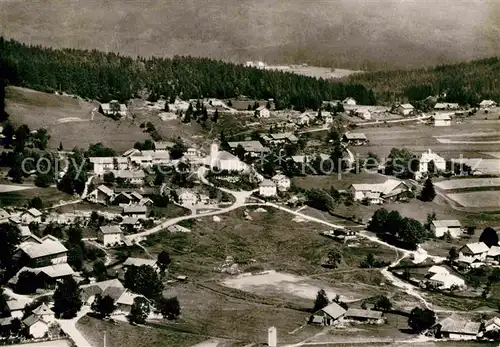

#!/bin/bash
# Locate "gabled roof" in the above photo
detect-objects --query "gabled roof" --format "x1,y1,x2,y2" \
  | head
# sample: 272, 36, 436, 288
116, 291, 146, 306
25, 208, 42, 217
6, 299, 28, 311
19, 237, 67, 259
122, 148, 141, 157
113, 170, 145, 179
399, 103, 414, 109
17, 225, 31, 237
420, 149, 445, 163
434, 103, 459, 109
99, 225, 123, 235
485, 316, 500, 327
429, 272, 464, 287
80, 279, 124, 294
97, 184, 114, 197
438, 316, 481, 335
345, 308, 383, 320
121, 217, 140, 225
256, 105, 268, 111
32, 303, 53, 316
153, 141, 174, 150
0, 208, 10, 219
130, 192, 144, 200
123, 257, 157, 268
433, 113, 452, 120
216, 150, 239, 161
428, 265, 449, 275
351, 179, 408, 196
102, 286, 126, 301
260, 179, 276, 188
480, 100, 497, 106
22, 314, 47, 327
269, 132, 298, 142
461, 242, 489, 255
488, 246, 500, 258
431, 220, 461, 228
227, 141, 269, 153
123, 204, 147, 214
318, 302, 347, 319
343, 132, 367, 140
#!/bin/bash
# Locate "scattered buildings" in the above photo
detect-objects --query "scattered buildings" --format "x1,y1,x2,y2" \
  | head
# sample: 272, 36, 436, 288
348, 179, 410, 204
433, 113, 452, 127
430, 220, 462, 238
342, 133, 368, 146
98, 225, 123, 247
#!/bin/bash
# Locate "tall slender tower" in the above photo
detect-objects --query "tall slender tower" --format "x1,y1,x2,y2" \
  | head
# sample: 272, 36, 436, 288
268, 326, 277, 347
210, 142, 219, 169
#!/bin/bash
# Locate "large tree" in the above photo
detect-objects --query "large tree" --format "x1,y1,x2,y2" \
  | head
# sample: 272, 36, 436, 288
385, 148, 418, 179
373, 295, 392, 312
420, 178, 436, 202
157, 251, 171, 272
91, 295, 116, 319
479, 227, 499, 248
129, 297, 150, 324
155, 296, 181, 320
124, 265, 163, 299
408, 307, 436, 333
0, 223, 21, 270
312, 289, 329, 313
53, 277, 82, 319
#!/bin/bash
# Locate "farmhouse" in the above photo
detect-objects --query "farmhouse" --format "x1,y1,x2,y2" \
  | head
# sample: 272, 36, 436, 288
176, 188, 198, 206
459, 242, 489, 261
31, 303, 55, 324
259, 179, 277, 197
310, 302, 347, 326
115, 291, 149, 315
89, 157, 129, 174
479, 100, 497, 109
98, 225, 123, 247
87, 185, 114, 205
342, 132, 368, 145
123, 257, 159, 271
354, 108, 371, 120
153, 141, 174, 152
342, 97, 357, 106
252, 105, 270, 118
80, 279, 124, 305
15, 235, 68, 267
430, 220, 462, 238
417, 149, 446, 179
122, 205, 147, 219
261, 132, 299, 145
20, 208, 42, 225
395, 103, 415, 116
427, 271, 465, 290
433, 113, 452, 127
113, 170, 145, 185
99, 100, 127, 118
344, 309, 384, 323
9, 263, 75, 287
227, 141, 270, 157
271, 174, 291, 191
349, 179, 410, 204
6, 299, 28, 319
432, 316, 481, 340
434, 103, 459, 111
139, 150, 171, 166
22, 315, 49, 339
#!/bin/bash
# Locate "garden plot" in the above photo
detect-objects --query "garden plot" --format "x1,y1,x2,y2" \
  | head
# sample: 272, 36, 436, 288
221, 270, 367, 302
0, 184, 35, 193
435, 178, 500, 190
447, 191, 500, 208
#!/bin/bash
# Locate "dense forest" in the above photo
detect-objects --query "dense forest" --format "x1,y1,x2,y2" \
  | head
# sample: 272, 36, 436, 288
0, 38, 375, 110
345, 57, 500, 105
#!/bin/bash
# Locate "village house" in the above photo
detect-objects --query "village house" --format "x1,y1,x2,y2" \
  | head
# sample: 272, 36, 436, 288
113, 191, 134, 205
22, 315, 50, 338
430, 220, 462, 238
342, 132, 368, 146
353, 108, 371, 120
487, 246, 500, 262
344, 309, 384, 324
99, 100, 127, 118
6, 299, 28, 319
255, 105, 271, 118
20, 208, 42, 225
348, 179, 410, 204
113, 170, 145, 185
98, 225, 123, 247
426, 268, 466, 290
122, 204, 147, 219
434, 103, 459, 111
120, 217, 141, 231
89, 157, 129, 175
342, 97, 357, 106
459, 242, 489, 262
261, 132, 299, 146
433, 113, 452, 127
80, 279, 124, 305
310, 302, 347, 326
87, 185, 114, 205
122, 148, 142, 158
208, 144, 247, 172
259, 179, 277, 197
484, 317, 500, 333
271, 174, 291, 192
227, 141, 270, 157
153, 141, 174, 152
31, 303, 55, 324
115, 291, 149, 315
479, 100, 497, 109
15, 235, 68, 267
432, 316, 481, 340
175, 188, 198, 206
417, 149, 447, 179
291, 112, 315, 126
123, 257, 159, 271
8, 263, 75, 289
139, 150, 171, 166
395, 103, 415, 116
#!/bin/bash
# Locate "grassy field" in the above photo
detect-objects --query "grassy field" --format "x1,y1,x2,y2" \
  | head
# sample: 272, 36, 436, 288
291, 171, 388, 191
0, 186, 72, 207
447, 191, 500, 208
435, 178, 500, 190
6, 87, 151, 152
77, 315, 207, 347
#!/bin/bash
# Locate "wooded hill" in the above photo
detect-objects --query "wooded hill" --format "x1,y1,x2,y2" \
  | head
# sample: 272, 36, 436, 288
0, 38, 375, 111
344, 57, 500, 105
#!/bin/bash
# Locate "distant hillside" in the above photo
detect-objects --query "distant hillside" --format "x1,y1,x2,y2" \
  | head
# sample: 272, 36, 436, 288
0, 38, 376, 110
1, 0, 499, 70
345, 57, 500, 105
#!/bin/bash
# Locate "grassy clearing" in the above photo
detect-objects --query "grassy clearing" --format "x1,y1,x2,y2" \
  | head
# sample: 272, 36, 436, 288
291, 171, 388, 191
0, 187, 72, 207
77, 315, 207, 347
447, 191, 500, 208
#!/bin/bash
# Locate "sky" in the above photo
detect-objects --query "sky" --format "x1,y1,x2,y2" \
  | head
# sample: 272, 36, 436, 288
0, 0, 499, 69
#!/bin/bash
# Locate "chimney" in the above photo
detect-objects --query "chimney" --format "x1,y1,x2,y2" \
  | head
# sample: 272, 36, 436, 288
268, 326, 277, 347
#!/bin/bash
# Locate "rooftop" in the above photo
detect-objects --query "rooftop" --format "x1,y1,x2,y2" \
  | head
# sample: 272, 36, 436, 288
438, 316, 481, 335
25, 208, 42, 217
351, 179, 407, 196
344, 132, 367, 140
319, 302, 347, 319
345, 308, 383, 320
99, 225, 123, 235
462, 242, 489, 254
123, 204, 148, 214
19, 237, 67, 259
227, 141, 269, 153
432, 220, 461, 228
123, 257, 157, 268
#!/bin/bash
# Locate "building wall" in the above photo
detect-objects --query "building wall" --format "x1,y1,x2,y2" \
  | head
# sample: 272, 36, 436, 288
29, 321, 48, 338
21, 215, 42, 225
259, 186, 277, 197
431, 225, 446, 238
99, 232, 122, 246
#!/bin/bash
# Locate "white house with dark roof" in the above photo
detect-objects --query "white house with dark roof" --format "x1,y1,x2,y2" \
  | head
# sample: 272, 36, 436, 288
259, 179, 277, 197
21, 208, 42, 225
98, 225, 123, 247
87, 184, 114, 205
310, 302, 347, 326
433, 113, 452, 126
15, 235, 68, 266
430, 220, 462, 238
348, 179, 410, 204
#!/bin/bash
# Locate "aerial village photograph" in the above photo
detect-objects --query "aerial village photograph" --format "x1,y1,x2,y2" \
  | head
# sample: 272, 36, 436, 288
1, 0, 500, 346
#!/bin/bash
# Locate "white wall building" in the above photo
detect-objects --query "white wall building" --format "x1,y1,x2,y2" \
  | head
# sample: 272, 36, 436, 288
259, 179, 277, 197
430, 220, 462, 238
20, 208, 42, 225
98, 225, 123, 247
417, 149, 446, 179
89, 157, 129, 174
433, 113, 452, 127
271, 174, 291, 191
208, 143, 247, 172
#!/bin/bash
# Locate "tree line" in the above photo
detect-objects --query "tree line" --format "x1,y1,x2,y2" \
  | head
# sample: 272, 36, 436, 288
0, 37, 376, 110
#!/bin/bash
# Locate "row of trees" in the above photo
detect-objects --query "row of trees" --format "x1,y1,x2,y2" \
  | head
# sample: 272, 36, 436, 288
0, 37, 377, 110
